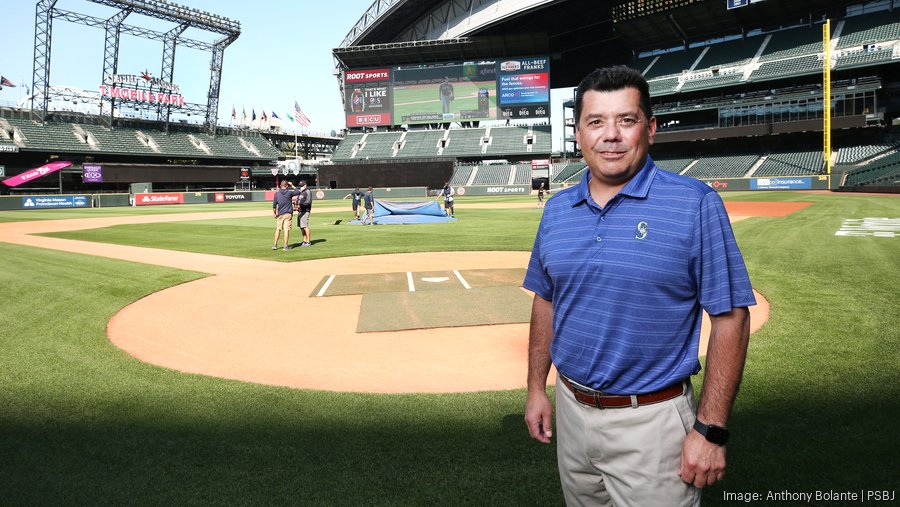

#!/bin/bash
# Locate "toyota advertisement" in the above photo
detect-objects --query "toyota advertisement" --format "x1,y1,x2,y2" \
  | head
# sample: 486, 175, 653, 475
343, 56, 549, 127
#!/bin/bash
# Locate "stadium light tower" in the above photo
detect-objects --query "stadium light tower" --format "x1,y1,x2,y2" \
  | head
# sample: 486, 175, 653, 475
30, 0, 240, 134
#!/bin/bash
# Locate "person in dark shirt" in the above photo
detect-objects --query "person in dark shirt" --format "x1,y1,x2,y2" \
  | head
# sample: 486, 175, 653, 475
296, 180, 312, 247
347, 187, 364, 219
272, 180, 302, 250
436, 182, 455, 217
439, 77, 454, 115
362, 186, 375, 225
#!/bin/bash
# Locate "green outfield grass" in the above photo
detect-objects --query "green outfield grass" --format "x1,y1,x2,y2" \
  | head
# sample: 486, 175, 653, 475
43, 207, 541, 261
1, 192, 898, 505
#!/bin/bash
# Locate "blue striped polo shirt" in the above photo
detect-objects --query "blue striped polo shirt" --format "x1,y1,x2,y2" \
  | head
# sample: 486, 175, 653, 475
523, 156, 756, 395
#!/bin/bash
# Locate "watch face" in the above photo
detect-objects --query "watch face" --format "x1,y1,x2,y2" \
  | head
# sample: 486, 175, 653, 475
706, 425, 730, 446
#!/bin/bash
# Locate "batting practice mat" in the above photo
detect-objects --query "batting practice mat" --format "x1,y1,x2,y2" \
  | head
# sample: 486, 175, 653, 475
309, 268, 532, 332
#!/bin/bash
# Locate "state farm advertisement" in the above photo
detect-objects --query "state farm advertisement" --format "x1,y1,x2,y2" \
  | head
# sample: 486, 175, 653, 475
344, 67, 392, 126
135, 192, 184, 206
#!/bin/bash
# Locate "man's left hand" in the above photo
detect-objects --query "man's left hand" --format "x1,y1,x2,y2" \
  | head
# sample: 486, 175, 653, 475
678, 430, 726, 488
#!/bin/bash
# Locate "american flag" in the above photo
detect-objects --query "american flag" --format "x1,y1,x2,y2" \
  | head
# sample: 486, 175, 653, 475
294, 100, 311, 127
0, 76, 16, 88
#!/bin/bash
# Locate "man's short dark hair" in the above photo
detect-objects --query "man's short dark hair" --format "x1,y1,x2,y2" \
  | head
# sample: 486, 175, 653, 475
574, 66, 653, 127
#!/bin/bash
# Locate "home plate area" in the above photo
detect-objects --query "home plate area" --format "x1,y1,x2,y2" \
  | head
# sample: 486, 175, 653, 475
310, 268, 533, 333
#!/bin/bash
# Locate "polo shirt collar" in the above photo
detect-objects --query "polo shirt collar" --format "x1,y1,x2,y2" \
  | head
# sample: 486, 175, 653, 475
569, 155, 658, 207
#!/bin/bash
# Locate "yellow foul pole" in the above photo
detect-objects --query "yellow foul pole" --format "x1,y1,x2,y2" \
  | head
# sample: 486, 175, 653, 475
823, 19, 832, 184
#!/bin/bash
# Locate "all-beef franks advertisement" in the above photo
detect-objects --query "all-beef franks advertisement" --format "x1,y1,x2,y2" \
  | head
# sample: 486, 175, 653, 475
344, 68, 392, 127
497, 57, 550, 120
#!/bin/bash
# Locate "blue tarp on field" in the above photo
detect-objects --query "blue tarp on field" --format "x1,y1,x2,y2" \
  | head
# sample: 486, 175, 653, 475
351, 200, 456, 225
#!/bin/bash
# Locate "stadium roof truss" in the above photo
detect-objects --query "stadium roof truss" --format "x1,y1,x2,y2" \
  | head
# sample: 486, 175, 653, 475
341, 0, 557, 48
31, 0, 240, 134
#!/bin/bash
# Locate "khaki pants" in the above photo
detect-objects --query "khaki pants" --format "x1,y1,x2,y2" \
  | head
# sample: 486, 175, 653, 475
555, 376, 701, 507
276, 214, 292, 231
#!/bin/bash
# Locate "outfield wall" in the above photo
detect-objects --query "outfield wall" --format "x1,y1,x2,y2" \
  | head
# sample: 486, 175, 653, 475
453, 185, 531, 196
0, 187, 430, 210
698, 175, 834, 191
0, 175, 842, 210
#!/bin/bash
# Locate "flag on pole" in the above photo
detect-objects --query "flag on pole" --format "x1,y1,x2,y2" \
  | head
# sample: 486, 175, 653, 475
0, 76, 16, 88
252, 109, 257, 121
261, 110, 267, 121
286, 113, 295, 122
231, 105, 236, 119
242, 107, 248, 123
271, 111, 280, 119
294, 100, 311, 127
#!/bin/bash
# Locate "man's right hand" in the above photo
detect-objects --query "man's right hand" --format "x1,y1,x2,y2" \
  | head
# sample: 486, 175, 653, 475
525, 390, 553, 444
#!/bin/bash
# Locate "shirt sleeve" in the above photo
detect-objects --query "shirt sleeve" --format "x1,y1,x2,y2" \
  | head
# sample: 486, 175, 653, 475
693, 191, 757, 315
523, 216, 553, 301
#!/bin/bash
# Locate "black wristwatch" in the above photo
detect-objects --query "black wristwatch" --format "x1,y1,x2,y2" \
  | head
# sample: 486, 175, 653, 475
693, 419, 730, 446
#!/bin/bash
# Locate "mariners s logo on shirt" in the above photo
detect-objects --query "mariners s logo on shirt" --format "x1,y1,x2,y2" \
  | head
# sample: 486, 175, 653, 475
635, 221, 649, 240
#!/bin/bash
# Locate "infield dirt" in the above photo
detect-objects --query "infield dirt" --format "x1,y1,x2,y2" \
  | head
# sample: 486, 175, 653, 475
0, 200, 780, 393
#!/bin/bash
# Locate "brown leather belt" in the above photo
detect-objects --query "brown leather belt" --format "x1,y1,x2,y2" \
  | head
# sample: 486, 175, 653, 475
559, 375, 685, 409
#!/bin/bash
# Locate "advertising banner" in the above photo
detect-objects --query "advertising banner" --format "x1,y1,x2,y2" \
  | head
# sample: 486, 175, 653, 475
454, 185, 531, 196
345, 68, 393, 127
750, 177, 812, 190
497, 57, 550, 120
82, 164, 103, 183
2, 161, 72, 187
208, 192, 253, 203
701, 179, 747, 191
21, 195, 88, 208
134, 192, 184, 206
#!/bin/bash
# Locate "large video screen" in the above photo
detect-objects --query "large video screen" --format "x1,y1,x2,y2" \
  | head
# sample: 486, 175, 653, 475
343, 56, 549, 127
344, 68, 393, 127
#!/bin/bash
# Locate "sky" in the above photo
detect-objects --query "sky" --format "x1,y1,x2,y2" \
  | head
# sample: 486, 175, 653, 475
0, 0, 570, 149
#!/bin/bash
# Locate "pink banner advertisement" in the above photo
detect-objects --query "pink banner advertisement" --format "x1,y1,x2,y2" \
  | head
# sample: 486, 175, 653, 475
2, 161, 72, 187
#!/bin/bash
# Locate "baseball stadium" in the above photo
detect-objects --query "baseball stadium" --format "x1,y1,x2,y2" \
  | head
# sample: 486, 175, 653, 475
1, 0, 898, 505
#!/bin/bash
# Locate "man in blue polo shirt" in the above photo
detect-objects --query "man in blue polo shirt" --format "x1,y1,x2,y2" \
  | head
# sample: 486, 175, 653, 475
523, 66, 755, 506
